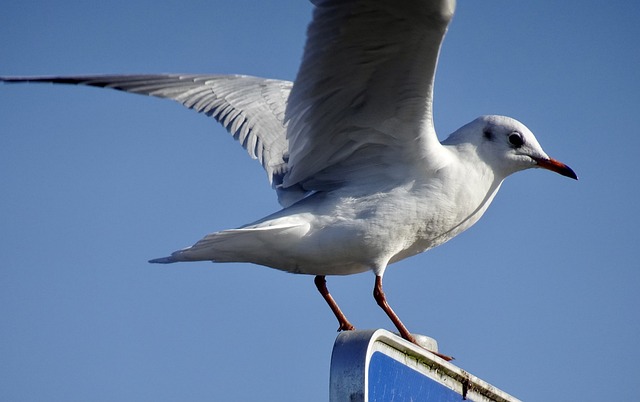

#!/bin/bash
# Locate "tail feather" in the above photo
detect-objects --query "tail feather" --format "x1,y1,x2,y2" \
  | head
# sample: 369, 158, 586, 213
148, 256, 178, 264
148, 248, 197, 264
147, 220, 309, 266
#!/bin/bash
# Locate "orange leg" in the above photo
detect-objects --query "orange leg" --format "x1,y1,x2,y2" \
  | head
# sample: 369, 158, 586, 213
314, 275, 356, 332
373, 275, 453, 361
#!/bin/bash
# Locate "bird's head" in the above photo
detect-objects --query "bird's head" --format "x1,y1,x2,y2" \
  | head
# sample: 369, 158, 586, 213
445, 115, 577, 180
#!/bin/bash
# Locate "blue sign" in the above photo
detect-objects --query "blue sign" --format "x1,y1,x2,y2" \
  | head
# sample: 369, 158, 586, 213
329, 329, 520, 402
369, 352, 466, 401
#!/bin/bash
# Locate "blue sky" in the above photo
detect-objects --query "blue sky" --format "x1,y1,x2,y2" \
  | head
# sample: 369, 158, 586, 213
1, 1, 638, 401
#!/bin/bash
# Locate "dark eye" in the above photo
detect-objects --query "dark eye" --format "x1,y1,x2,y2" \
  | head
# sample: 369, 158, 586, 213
508, 132, 524, 148
483, 128, 494, 140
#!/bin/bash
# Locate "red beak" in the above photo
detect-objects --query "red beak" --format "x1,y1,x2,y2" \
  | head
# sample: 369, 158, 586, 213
534, 157, 578, 180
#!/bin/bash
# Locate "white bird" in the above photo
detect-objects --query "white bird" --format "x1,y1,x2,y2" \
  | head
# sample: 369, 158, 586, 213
1, 0, 576, 360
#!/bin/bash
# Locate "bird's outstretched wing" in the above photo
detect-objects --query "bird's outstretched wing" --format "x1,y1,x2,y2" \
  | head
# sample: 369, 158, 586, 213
284, 0, 456, 190
1, 74, 308, 206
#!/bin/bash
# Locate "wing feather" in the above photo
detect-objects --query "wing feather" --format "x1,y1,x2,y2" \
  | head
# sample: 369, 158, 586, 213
284, 0, 456, 189
1, 0, 457, 203
1, 74, 309, 206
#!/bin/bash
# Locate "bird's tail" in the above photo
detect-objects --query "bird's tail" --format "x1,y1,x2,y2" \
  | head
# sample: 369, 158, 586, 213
147, 220, 310, 266
148, 256, 178, 264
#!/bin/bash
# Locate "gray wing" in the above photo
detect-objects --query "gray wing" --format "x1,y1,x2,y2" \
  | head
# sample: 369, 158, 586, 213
283, 0, 456, 190
1, 74, 308, 207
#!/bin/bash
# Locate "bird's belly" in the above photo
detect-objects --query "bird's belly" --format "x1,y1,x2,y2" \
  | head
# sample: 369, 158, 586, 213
389, 184, 501, 264
248, 226, 378, 276
232, 179, 501, 276
389, 213, 479, 264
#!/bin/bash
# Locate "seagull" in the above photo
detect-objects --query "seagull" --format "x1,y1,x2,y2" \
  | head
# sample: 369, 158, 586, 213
1, 0, 576, 360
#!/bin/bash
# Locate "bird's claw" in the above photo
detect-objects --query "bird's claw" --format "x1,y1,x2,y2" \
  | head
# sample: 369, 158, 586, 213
337, 323, 356, 332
